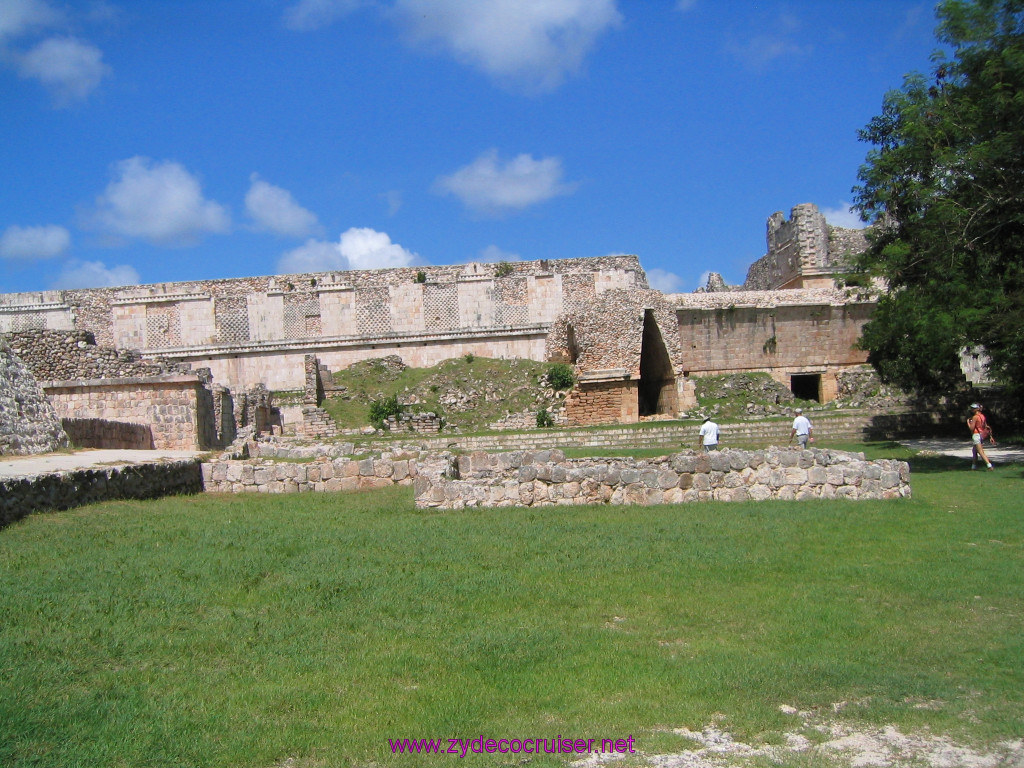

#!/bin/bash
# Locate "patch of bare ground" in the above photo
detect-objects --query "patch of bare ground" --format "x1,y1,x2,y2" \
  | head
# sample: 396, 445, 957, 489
573, 708, 1023, 768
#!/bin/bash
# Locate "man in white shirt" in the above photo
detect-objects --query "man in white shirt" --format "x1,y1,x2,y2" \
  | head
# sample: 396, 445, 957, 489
697, 416, 720, 451
790, 408, 813, 448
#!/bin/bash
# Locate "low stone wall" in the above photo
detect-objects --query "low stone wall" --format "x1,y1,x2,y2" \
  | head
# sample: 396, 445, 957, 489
201, 450, 419, 493
413, 447, 911, 509
0, 460, 203, 528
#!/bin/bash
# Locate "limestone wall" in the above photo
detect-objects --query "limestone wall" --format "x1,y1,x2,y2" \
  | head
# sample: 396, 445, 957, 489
413, 447, 911, 509
0, 459, 202, 528
201, 450, 419, 493
0, 256, 645, 390
42, 375, 210, 451
676, 301, 872, 376
3, 329, 189, 381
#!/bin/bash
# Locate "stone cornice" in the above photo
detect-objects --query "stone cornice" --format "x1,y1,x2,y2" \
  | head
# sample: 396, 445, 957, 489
138, 323, 552, 359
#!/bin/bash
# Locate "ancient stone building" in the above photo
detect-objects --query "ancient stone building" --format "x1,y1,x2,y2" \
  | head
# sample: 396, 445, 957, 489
743, 203, 868, 290
547, 204, 874, 426
1, 203, 877, 441
0, 256, 645, 391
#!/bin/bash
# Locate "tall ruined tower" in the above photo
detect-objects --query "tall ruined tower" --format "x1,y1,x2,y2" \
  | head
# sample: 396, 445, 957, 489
743, 203, 867, 290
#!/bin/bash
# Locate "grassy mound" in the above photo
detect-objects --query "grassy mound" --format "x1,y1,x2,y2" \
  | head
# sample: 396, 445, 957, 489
318, 355, 567, 432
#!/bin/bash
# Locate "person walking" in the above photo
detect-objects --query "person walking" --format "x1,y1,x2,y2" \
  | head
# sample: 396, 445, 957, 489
968, 402, 996, 470
697, 416, 720, 452
790, 408, 813, 448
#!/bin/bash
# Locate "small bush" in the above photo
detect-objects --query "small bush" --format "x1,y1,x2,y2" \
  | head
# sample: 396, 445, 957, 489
415, 270, 427, 283
368, 395, 402, 429
547, 362, 575, 390
536, 408, 554, 428
495, 261, 514, 277
464, 353, 475, 364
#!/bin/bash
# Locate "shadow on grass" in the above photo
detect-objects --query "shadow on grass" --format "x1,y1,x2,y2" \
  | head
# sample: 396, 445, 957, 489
905, 453, 968, 474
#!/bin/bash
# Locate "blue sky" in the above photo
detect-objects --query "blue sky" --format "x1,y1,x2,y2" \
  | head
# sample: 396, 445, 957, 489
1, 0, 943, 295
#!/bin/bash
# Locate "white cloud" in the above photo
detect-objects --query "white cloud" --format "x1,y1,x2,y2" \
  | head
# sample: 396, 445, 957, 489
245, 175, 321, 238
51, 259, 139, 289
0, 224, 70, 260
822, 202, 866, 229
278, 239, 345, 273
278, 228, 418, 273
16, 36, 110, 106
283, 0, 363, 31
477, 244, 521, 263
338, 227, 418, 270
381, 189, 403, 216
727, 14, 810, 69
0, 0, 61, 42
88, 157, 231, 245
435, 149, 576, 215
391, 0, 621, 93
647, 267, 685, 293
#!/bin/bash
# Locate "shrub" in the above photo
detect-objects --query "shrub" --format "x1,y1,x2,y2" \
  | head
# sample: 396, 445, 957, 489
368, 395, 402, 429
464, 353, 475, 364
536, 408, 554, 428
415, 270, 427, 283
546, 362, 575, 390
495, 261, 514, 277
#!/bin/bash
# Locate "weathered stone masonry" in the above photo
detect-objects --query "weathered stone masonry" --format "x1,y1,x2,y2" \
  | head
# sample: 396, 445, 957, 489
414, 448, 911, 509
0, 256, 647, 391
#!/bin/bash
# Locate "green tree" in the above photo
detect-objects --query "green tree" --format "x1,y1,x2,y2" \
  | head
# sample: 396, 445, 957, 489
852, 0, 1024, 404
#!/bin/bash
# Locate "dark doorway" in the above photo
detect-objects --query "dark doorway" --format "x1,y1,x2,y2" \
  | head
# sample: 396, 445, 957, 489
638, 310, 677, 416
790, 373, 821, 402
566, 324, 579, 365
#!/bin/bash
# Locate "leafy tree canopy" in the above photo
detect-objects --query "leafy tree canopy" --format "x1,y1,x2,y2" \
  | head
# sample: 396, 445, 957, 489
853, 0, 1024, 404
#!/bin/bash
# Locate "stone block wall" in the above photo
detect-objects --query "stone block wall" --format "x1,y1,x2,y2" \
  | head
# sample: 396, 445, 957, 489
201, 451, 418, 494
61, 417, 155, 450
743, 204, 868, 291
676, 302, 872, 381
1, 460, 203, 528
413, 447, 911, 509
43, 375, 209, 451
565, 378, 639, 426
3, 329, 189, 381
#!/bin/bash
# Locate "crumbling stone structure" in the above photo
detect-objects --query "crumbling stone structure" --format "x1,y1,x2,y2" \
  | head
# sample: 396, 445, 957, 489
0, 256, 646, 392
2, 329, 237, 451
743, 203, 868, 290
1, 204, 884, 441
413, 447, 911, 509
0, 337, 69, 455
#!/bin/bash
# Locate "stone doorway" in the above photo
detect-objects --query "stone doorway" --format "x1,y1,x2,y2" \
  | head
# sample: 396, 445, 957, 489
638, 310, 677, 417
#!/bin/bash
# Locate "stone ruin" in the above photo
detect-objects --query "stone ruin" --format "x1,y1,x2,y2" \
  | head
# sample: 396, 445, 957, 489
413, 447, 912, 509
0, 203, 896, 453
0, 337, 69, 455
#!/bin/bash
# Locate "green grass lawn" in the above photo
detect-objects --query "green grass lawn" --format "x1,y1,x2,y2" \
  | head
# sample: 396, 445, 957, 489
1, 448, 1022, 767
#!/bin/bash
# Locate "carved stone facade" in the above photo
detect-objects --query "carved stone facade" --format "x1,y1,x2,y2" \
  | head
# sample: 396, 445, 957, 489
0, 205, 884, 444
0, 256, 646, 391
